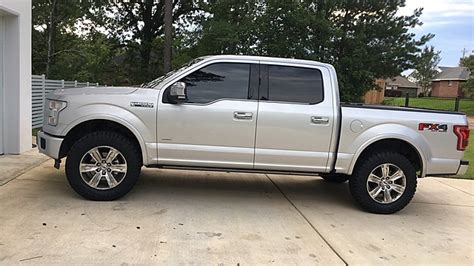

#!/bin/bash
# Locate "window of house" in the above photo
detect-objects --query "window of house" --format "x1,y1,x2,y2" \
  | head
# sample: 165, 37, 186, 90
267, 65, 324, 104
177, 63, 250, 104
448, 80, 453, 87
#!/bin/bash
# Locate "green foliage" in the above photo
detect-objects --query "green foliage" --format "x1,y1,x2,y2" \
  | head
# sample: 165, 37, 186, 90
32, 0, 95, 78
32, 0, 433, 98
461, 135, 474, 178
411, 46, 441, 96
460, 55, 474, 97
86, 0, 200, 84
185, 0, 432, 101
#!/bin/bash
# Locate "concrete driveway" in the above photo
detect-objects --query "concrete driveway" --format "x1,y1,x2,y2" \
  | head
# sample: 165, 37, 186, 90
0, 159, 473, 264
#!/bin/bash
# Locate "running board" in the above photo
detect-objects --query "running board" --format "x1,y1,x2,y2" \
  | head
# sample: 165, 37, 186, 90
146, 164, 324, 177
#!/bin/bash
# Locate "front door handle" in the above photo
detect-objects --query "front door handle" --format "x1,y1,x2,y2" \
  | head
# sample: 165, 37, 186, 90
234, 112, 253, 120
311, 116, 329, 124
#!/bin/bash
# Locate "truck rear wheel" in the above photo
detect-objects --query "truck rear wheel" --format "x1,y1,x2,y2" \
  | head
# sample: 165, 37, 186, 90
319, 173, 349, 183
349, 151, 417, 214
65, 131, 141, 200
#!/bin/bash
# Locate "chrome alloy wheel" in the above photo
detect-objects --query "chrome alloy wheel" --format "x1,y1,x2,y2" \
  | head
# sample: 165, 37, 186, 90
366, 163, 406, 204
79, 146, 127, 190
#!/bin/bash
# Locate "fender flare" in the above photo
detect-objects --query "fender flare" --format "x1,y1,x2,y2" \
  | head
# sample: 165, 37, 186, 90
347, 125, 430, 177
62, 114, 150, 166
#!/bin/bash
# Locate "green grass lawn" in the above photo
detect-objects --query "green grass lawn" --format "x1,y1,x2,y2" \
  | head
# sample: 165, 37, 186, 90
460, 135, 474, 179
384, 97, 474, 116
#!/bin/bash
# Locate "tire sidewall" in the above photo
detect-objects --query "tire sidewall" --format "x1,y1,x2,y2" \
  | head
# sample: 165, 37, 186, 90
66, 131, 141, 200
350, 152, 417, 214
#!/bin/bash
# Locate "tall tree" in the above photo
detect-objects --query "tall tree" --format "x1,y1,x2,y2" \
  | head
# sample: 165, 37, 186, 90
183, 0, 262, 56
90, 0, 200, 83
163, 0, 173, 73
412, 46, 441, 96
32, 0, 92, 78
45, 0, 59, 77
185, 0, 433, 101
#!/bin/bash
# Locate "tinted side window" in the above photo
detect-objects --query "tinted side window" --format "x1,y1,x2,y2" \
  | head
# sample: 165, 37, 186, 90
180, 63, 250, 104
267, 65, 324, 104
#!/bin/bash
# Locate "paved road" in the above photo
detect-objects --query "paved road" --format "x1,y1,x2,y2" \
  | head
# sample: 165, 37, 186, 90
0, 161, 472, 264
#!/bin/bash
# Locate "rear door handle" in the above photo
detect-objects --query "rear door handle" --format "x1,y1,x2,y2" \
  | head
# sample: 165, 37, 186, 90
234, 112, 253, 120
311, 116, 329, 124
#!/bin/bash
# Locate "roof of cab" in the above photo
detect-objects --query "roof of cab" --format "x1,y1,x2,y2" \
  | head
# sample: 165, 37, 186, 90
199, 55, 333, 68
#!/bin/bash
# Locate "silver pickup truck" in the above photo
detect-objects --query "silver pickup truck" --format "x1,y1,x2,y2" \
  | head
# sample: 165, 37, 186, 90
37, 55, 470, 214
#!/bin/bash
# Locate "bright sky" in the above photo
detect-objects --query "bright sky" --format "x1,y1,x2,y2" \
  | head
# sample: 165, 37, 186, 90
399, 0, 474, 67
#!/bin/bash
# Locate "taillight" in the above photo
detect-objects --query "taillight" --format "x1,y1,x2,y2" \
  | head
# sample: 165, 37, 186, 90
453, 125, 470, 151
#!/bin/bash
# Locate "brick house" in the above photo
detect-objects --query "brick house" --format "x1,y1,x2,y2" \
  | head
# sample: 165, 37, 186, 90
431, 66, 470, 97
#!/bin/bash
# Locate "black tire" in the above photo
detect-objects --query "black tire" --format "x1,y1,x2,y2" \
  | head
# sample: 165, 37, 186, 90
349, 151, 417, 214
320, 173, 349, 183
65, 131, 141, 200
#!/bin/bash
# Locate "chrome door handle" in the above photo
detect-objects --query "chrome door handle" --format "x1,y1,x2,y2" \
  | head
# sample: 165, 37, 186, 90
234, 112, 253, 120
311, 116, 329, 124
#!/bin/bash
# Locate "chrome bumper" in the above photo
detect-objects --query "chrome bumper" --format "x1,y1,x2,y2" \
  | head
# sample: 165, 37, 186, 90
456, 160, 469, 175
37, 130, 64, 159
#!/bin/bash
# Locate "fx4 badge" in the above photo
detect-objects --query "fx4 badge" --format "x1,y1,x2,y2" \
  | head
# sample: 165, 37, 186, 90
418, 123, 448, 132
130, 102, 154, 108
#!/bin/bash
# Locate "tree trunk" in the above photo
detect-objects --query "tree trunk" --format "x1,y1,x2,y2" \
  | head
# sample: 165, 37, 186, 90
163, 0, 173, 73
137, 0, 154, 82
46, 0, 59, 78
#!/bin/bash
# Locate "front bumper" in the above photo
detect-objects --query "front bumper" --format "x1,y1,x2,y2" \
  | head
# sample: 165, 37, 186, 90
37, 130, 64, 159
456, 160, 469, 175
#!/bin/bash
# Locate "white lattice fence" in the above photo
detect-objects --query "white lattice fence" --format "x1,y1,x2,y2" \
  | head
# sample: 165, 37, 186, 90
32, 75, 99, 129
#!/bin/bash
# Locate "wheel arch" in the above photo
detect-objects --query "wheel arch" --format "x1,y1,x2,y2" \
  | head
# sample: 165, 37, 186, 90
349, 138, 426, 178
59, 118, 147, 165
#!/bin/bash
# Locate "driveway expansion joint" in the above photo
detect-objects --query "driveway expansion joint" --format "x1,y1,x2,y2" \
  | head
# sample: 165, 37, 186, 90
264, 174, 348, 266
434, 179, 473, 196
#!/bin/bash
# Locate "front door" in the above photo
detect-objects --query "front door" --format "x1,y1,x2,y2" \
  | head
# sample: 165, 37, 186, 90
157, 62, 259, 169
254, 64, 335, 172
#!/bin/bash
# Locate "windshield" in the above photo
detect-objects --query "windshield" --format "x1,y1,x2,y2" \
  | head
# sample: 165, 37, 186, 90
141, 57, 207, 88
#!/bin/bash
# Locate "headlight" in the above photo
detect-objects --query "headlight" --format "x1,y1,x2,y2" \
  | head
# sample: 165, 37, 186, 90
46, 99, 67, 126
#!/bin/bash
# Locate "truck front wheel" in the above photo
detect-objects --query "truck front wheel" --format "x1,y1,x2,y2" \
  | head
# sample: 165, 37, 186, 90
65, 131, 141, 200
349, 151, 417, 214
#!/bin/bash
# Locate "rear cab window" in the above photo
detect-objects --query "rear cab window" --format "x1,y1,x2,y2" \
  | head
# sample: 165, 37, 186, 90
261, 64, 324, 104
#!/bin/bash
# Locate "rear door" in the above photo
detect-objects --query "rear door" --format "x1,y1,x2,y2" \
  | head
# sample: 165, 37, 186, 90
157, 62, 260, 169
254, 64, 335, 172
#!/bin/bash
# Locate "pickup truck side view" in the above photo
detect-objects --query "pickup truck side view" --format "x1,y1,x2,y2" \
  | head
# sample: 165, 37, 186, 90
37, 55, 470, 214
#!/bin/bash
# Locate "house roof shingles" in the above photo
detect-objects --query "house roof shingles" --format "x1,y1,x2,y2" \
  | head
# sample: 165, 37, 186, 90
385, 76, 418, 89
433, 66, 470, 81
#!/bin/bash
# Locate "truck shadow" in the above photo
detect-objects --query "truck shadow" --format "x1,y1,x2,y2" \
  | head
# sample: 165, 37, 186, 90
126, 168, 356, 210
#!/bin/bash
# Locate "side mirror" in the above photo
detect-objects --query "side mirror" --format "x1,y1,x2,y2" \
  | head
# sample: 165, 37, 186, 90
168, 81, 187, 104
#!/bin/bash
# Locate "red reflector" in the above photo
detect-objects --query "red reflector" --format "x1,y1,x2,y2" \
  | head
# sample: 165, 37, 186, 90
453, 125, 470, 151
